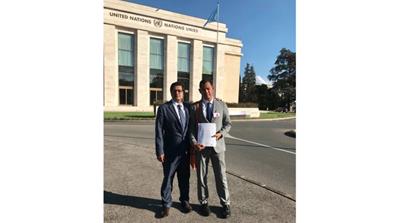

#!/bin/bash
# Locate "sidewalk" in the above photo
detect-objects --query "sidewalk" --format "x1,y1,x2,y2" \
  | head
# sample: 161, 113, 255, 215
104, 137, 296, 223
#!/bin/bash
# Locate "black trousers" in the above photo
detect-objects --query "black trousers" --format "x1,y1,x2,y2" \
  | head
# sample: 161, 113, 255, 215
161, 153, 190, 207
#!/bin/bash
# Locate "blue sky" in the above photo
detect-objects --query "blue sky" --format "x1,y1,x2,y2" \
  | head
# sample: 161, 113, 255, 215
127, 0, 295, 82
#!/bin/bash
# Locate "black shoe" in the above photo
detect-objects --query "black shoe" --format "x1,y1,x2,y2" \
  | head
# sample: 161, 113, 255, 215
181, 201, 192, 213
222, 205, 231, 218
200, 203, 211, 216
160, 207, 170, 218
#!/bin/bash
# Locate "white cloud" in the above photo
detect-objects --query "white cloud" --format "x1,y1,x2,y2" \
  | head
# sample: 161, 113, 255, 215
255, 75, 267, 85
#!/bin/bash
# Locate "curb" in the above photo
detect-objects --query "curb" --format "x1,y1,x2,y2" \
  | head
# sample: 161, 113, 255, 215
104, 119, 155, 123
104, 116, 296, 122
227, 170, 296, 202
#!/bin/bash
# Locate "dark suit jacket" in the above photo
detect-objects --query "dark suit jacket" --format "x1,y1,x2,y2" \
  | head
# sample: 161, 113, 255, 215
155, 100, 190, 158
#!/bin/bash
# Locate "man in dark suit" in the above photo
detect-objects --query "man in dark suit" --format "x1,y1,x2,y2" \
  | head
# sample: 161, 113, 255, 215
155, 81, 192, 217
190, 80, 232, 218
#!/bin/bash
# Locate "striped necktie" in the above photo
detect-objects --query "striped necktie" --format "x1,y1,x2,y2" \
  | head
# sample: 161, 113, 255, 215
177, 104, 185, 130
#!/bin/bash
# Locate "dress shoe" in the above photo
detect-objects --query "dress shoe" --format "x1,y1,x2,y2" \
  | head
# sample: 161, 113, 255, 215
200, 203, 210, 216
181, 201, 192, 213
222, 205, 231, 218
160, 207, 170, 218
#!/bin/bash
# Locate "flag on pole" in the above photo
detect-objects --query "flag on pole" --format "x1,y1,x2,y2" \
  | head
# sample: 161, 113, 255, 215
203, 7, 218, 27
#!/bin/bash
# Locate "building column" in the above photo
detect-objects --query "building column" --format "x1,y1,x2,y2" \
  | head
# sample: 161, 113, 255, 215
191, 39, 203, 102
136, 30, 150, 108
103, 24, 118, 107
214, 43, 225, 100
164, 35, 178, 101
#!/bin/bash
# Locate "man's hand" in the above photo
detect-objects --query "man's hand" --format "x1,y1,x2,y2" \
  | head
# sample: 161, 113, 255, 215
157, 154, 165, 163
194, 143, 205, 151
212, 132, 223, 140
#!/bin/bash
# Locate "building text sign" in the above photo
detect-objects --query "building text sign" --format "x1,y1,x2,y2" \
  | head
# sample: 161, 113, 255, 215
106, 9, 199, 33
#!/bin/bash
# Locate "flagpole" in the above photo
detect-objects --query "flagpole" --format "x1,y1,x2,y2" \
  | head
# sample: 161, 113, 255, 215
216, 0, 220, 89
216, 0, 220, 45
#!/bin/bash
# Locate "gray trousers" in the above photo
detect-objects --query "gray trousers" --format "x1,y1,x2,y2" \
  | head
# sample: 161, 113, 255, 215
195, 147, 230, 206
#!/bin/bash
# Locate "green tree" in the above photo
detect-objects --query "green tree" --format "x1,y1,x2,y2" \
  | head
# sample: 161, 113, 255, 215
240, 63, 257, 102
268, 48, 296, 110
255, 84, 268, 110
255, 84, 280, 110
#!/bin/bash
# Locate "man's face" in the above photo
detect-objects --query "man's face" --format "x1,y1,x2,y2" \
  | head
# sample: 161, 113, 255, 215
171, 85, 184, 102
199, 82, 214, 101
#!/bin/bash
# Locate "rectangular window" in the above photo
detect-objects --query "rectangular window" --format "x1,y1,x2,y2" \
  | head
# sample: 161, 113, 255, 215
150, 38, 164, 105
118, 33, 135, 105
202, 46, 214, 84
178, 42, 190, 101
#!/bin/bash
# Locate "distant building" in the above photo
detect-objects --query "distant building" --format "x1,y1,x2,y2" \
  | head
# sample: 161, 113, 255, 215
104, 0, 243, 111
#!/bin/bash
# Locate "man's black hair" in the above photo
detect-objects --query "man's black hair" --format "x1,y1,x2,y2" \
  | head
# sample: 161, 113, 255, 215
170, 81, 185, 92
199, 79, 213, 89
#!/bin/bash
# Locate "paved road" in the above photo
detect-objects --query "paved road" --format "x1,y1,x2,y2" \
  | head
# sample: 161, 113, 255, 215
226, 119, 296, 199
104, 133, 295, 222
104, 118, 296, 199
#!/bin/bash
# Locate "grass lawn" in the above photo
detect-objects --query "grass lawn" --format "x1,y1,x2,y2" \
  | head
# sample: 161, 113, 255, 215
104, 111, 295, 120
104, 112, 155, 120
257, 112, 296, 119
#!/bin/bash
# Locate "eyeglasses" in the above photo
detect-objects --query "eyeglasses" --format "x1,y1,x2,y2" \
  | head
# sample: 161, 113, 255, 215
172, 90, 183, 93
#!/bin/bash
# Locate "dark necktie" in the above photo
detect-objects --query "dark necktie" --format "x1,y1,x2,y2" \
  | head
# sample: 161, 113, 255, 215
177, 104, 185, 130
206, 102, 212, 122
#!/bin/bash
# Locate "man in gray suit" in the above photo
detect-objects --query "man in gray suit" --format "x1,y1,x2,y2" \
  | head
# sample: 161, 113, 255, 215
190, 80, 232, 218
155, 82, 192, 218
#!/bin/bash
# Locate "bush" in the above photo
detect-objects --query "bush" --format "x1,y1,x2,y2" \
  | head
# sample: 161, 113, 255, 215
226, 102, 258, 108
275, 107, 288, 112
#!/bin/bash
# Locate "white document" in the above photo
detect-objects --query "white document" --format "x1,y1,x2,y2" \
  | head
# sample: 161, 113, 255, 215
197, 123, 217, 147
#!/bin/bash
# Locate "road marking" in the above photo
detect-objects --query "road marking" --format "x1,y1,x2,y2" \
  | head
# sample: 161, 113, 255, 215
226, 134, 296, 155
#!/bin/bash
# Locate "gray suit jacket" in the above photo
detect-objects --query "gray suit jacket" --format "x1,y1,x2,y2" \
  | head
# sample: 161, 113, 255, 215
155, 100, 190, 157
189, 98, 232, 153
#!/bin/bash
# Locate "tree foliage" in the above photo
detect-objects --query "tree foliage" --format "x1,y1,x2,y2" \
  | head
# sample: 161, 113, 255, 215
239, 63, 257, 103
238, 49, 295, 111
268, 48, 296, 110
255, 84, 280, 110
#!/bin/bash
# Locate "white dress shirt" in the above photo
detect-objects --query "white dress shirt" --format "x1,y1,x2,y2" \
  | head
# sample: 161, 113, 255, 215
201, 98, 214, 120
172, 100, 185, 121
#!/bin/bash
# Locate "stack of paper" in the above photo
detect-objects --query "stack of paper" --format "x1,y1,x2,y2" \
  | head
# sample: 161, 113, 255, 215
197, 123, 216, 147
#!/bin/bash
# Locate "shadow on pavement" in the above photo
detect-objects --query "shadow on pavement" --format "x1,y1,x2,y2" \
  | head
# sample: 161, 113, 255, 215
104, 191, 162, 218
284, 130, 296, 138
104, 190, 224, 219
